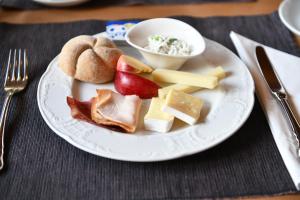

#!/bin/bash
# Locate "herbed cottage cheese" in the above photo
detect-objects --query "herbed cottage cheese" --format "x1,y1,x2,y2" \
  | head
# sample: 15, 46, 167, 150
145, 35, 192, 56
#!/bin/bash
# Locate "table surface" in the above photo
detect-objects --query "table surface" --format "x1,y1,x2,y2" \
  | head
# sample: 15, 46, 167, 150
0, 0, 299, 200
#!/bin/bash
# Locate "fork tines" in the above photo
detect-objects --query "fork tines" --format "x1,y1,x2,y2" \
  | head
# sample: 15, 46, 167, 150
5, 49, 28, 87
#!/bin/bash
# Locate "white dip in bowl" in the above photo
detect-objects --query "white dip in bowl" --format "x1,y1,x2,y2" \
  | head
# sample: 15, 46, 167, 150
125, 18, 206, 70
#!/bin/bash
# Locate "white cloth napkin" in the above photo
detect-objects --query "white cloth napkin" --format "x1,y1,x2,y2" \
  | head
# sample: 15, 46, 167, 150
230, 31, 300, 190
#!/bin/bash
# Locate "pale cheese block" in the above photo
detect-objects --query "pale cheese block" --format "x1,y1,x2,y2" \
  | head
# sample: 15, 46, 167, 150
163, 89, 204, 125
158, 66, 226, 98
158, 84, 199, 99
152, 69, 218, 89
144, 98, 174, 133
207, 66, 226, 79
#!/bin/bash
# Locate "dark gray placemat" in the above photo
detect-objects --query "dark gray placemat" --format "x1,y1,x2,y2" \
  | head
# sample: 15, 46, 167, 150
0, 0, 255, 10
0, 12, 299, 200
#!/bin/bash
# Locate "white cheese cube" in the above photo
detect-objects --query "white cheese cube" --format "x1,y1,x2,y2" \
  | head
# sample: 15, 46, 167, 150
144, 98, 174, 133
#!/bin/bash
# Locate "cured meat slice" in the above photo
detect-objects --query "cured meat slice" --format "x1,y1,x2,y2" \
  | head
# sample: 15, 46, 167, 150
67, 97, 93, 123
91, 89, 142, 133
66, 89, 142, 133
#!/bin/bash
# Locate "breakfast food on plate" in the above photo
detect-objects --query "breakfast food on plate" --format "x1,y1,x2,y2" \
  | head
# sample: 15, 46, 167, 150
152, 69, 218, 89
91, 89, 142, 133
158, 66, 226, 98
67, 97, 94, 124
67, 89, 142, 133
145, 67, 225, 132
158, 84, 199, 99
144, 98, 174, 133
145, 35, 192, 56
58, 35, 122, 83
60, 34, 226, 133
207, 66, 226, 79
115, 71, 160, 99
114, 55, 160, 99
117, 55, 153, 73
162, 89, 204, 125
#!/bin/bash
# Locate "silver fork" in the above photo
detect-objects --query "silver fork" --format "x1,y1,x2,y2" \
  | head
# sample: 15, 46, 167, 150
0, 49, 28, 170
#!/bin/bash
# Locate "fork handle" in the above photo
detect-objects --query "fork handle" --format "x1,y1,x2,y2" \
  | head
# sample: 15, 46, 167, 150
0, 93, 13, 170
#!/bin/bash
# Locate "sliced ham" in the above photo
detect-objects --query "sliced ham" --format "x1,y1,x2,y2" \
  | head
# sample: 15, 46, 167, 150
67, 97, 93, 123
91, 89, 142, 133
66, 89, 142, 133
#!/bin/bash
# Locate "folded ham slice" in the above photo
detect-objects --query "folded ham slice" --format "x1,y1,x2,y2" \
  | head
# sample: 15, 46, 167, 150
91, 89, 142, 133
67, 89, 142, 133
67, 97, 93, 124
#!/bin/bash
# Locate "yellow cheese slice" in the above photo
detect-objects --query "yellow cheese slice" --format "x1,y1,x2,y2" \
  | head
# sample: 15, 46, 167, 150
158, 66, 226, 98
152, 69, 218, 89
207, 66, 226, 79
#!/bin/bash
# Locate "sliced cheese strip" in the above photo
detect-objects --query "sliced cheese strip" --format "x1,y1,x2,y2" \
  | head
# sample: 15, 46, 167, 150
207, 66, 226, 79
152, 69, 218, 89
158, 66, 226, 98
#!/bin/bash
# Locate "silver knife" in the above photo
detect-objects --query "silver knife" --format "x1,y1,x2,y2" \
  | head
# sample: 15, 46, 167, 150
256, 46, 300, 156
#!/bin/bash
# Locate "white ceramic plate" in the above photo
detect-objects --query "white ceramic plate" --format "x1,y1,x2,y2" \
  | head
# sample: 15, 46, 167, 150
279, 0, 300, 36
37, 32, 255, 162
33, 0, 90, 7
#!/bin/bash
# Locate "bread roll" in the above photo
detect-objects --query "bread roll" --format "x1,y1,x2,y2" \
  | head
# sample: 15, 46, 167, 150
58, 35, 122, 83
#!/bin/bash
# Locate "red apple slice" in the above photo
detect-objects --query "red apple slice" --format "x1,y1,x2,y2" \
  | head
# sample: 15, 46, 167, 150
114, 71, 160, 99
117, 55, 153, 74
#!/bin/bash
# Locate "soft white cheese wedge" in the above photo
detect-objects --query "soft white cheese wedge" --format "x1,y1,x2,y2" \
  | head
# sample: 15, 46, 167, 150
163, 89, 204, 125
144, 98, 174, 133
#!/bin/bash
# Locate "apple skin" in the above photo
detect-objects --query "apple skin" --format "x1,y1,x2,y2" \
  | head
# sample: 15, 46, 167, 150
114, 71, 160, 99
117, 55, 153, 74
117, 60, 140, 74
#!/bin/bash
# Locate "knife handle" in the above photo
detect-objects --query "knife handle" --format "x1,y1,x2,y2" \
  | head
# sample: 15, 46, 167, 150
277, 94, 300, 155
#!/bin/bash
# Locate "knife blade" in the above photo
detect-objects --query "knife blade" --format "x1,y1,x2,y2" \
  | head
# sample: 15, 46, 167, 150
256, 46, 300, 156
256, 46, 283, 93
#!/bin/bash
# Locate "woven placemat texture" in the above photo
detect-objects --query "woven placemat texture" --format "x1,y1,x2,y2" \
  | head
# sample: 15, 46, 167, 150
0, 12, 299, 200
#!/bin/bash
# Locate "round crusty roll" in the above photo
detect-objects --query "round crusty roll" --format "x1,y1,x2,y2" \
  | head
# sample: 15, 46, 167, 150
58, 35, 122, 83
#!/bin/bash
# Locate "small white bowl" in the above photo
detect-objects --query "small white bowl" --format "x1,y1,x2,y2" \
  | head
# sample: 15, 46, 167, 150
279, 0, 300, 36
125, 18, 206, 70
